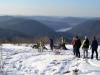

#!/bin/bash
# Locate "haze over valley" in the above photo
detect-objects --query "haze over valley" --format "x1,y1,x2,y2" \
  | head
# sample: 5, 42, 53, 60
0, 15, 100, 43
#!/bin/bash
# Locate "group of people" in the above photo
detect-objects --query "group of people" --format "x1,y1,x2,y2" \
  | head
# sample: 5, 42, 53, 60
38, 37, 67, 50
71, 36, 98, 60
38, 36, 98, 60
49, 37, 67, 50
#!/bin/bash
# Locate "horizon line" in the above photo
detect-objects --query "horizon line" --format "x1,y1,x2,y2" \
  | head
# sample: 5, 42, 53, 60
0, 14, 100, 18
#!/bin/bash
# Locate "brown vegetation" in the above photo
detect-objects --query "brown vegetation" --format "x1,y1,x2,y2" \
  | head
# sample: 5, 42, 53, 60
0, 36, 63, 44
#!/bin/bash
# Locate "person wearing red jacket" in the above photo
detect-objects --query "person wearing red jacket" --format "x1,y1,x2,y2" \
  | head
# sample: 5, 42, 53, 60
71, 37, 76, 55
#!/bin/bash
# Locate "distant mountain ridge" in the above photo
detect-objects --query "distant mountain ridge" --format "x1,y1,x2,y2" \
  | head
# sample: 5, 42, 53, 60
66, 20, 100, 42
17, 16, 71, 30
59, 17, 88, 26
14, 16, 100, 29
39, 20, 71, 30
0, 16, 15, 21
1, 15, 100, 43
31, 16, 62, 22
0, 18, 62, 39
0, 28, 26, 39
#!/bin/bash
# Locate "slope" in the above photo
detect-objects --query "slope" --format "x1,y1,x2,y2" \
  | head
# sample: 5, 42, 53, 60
59, 17, 88, 26
39, 20, 71, 30
66, 20, 100, 42
0, 28, 26, 39
0, 18, 62, 38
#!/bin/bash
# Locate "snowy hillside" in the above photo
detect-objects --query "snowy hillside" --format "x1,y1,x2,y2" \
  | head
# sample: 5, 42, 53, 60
0, 44, 100, 75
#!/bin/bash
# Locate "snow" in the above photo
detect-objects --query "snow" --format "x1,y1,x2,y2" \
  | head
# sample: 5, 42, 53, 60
0, 44, 100, 75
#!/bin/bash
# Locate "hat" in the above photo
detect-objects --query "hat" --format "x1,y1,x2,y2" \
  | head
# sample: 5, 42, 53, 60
85, 36, 88, 39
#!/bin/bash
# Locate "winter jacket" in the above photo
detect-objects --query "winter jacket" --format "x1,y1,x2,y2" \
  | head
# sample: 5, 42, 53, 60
73, 39, 81, 49
62, 38, 66, 44
50, 39, 54, 47
91, 39, 98, 50
82, 39, 89, 48
71, 40, 75, 45
39, 41, 44, 46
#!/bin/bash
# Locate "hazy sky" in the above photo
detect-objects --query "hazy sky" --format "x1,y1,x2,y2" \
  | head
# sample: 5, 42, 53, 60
0, 0, 100, 17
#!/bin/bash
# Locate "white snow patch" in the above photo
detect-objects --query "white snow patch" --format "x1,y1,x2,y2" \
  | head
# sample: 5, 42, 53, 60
0, 44, 100, 75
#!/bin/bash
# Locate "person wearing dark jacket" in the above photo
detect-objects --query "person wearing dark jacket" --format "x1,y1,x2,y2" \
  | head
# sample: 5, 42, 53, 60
82, 36, 89, 59
90, 36, 98, 59
49, 39, 54, 50
73, 36, 81, 58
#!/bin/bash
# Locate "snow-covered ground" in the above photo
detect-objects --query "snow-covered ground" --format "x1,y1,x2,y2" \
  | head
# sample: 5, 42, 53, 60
0, 44, 100, 75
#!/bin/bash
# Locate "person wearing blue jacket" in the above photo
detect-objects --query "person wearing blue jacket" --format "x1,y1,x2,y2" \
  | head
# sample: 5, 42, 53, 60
90, 36, 98, 59
49, 39, 54, 50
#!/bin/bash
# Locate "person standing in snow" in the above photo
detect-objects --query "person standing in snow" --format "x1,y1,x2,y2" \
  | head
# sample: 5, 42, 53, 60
61, 37, 67, 50
49, 39, 54, 50
82, 36, 89, 59
73, 36, 81, 58
90, 36, 98, 60
39, 40, 44, 47
71, 37, 76, 55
